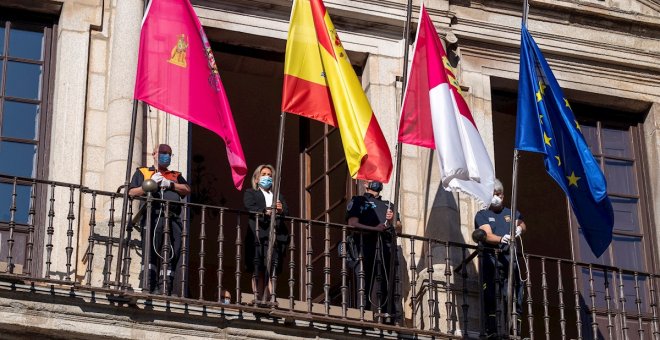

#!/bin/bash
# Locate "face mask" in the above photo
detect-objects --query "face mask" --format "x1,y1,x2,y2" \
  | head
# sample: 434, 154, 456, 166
158, 153, 171, 167
491, 195, 503, 207
259, 175, 273, 189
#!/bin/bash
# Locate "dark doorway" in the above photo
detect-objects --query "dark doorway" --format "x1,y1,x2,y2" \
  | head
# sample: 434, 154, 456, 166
187, 34, 301, 300
492, 89, 572, 258
185, 27, 366, 304
492, 88, 576, 338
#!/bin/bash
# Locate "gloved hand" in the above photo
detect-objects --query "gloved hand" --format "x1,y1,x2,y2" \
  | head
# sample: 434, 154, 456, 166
151, 172, 164, 183
500, 234, 511, 245
515, 226, 523, 238
160, 178, 173, 190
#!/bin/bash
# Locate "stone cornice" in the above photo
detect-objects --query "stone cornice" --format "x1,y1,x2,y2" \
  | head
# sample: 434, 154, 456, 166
194, 0, 659, 33
529, 0, 659, 27
460, 41, 660, 101
453, 15, 659, 71
467, 0, 659, 28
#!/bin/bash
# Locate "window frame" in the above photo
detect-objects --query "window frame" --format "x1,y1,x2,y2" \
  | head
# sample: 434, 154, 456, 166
0, 8, 57, 277
570, 120, 654, 272
569, 112, 657, 327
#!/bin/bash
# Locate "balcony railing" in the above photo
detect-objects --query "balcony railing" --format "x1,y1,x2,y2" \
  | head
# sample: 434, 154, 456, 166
0, 173, 659, 339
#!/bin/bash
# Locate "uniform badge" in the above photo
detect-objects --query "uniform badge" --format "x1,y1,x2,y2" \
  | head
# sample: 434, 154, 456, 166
347, 201, 353, 211
504, 215, 511, 222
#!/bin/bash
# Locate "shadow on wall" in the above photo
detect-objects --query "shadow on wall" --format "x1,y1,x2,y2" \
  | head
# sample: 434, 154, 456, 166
409, 185, 480, 334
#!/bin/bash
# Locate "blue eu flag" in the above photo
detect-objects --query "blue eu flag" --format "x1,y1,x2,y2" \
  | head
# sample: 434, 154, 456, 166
515, 25, 613, 257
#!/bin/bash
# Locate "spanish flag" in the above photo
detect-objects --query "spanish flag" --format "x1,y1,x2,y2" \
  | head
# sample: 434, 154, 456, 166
282, 0, 392, 182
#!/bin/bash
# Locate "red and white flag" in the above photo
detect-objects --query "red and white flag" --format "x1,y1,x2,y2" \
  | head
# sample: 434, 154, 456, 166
134, 0, 247, 190
398, 5, 494, 208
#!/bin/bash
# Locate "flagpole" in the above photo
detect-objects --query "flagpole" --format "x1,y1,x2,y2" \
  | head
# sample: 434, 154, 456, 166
115, 99, 140, 288
262, 111, 287, 304
506, 0, 529, 335
115, 0, 150, 289
388, 0, 414, 325
506, 150, 520, 334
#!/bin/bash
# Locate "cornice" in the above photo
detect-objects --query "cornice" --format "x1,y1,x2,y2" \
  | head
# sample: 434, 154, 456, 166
460, 42, 660, 98
453, 16, 659, 71
192, 0, 658, 72
194, 0, 660, 32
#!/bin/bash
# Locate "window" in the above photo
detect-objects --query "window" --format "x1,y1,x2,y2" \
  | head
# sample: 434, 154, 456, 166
0, 10, 56, 274
576, 121, 650, 273
574, 111, 654, 337
301, 119, 354, 303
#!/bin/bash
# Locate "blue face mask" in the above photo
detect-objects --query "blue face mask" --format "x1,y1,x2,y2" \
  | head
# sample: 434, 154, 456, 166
158, 153, 171, 167
258, 175, 273, 189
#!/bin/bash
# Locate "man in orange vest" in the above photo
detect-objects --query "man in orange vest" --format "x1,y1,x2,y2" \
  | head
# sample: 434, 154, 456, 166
129, 144, 190, 295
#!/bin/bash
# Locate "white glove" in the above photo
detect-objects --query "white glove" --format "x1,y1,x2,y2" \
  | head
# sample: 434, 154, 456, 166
160, 178, 173, 189
500, 234, 511, 245
151, 172, 164, 183
515, 226, 523, 238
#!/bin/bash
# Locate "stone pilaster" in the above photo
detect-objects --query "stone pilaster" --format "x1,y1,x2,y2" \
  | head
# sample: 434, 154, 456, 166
46, 0, 103, 279
644, 103, 660, 257
103, 0, 144, 192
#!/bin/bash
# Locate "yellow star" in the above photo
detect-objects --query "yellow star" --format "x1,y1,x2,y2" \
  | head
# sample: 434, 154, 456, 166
564, 98, 572, 110
567, 171, 581, 187
536, 81, 546, 102
543, 132, 552, 146
575, 120, 581, 132
555, 155, 561, 166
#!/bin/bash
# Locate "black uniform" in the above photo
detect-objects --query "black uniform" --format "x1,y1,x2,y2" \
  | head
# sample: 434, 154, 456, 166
130, 166, 188, 294
475, 207, 524, 336
346, 193, 394, 312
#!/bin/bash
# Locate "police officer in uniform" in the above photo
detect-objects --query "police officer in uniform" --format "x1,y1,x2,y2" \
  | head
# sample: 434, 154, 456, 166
129, 144, 190, 295
346, 180, 397, 315
474, 178, 526, 337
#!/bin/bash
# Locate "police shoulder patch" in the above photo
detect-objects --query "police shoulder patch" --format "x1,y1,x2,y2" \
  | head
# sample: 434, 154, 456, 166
347, 201, 354, 211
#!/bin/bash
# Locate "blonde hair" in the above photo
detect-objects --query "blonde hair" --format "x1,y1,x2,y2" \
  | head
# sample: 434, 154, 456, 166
251, 164, 275, 190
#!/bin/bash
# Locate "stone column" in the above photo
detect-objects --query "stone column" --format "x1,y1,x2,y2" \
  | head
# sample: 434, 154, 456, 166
103, 0, 144, 192
46, 0, 103, 279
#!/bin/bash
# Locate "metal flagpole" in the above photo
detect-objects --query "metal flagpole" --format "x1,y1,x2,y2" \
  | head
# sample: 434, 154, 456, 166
115, 0, 150, 288
115, 100, 140, 288
506, 0, 529, 335
262, 112, 287, 304
387, 0, 414, 325
507, 150, 520, 335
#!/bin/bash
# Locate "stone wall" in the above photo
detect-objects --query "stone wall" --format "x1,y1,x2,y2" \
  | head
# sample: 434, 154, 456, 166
2, 0, 658, 336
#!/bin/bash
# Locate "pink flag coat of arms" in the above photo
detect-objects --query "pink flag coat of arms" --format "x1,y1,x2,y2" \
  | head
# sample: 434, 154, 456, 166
134, 0, 247, 190
398, 5, 494, 208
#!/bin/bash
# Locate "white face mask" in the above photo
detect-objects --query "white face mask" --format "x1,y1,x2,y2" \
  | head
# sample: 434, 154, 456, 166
491, 195, 503, 207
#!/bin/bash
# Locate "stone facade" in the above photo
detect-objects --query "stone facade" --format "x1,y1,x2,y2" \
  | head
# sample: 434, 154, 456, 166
0, 0, 658, 338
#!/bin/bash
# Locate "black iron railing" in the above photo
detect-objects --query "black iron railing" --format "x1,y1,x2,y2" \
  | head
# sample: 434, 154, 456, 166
0, 173, 659, 339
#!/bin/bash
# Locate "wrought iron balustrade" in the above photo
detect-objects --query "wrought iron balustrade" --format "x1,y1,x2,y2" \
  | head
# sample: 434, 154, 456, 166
0, 173, 658, 339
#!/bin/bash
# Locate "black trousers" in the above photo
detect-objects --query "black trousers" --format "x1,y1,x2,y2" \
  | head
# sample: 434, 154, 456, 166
143, 212, 182, 292
482, 251, 523, 336
355, 232, 393, 313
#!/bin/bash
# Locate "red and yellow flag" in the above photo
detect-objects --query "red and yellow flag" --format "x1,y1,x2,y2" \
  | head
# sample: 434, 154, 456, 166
282, 0, 392, 182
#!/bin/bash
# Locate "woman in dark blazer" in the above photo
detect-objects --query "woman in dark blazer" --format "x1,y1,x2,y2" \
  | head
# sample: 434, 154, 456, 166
243, 164, 289, 302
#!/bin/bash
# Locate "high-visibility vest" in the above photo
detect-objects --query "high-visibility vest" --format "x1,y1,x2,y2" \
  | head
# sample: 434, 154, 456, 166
138, 167, 180, 181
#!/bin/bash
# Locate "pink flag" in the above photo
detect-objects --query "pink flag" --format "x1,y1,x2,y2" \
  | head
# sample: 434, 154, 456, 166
399, 5, 494, 208
134, 0, 247, 190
